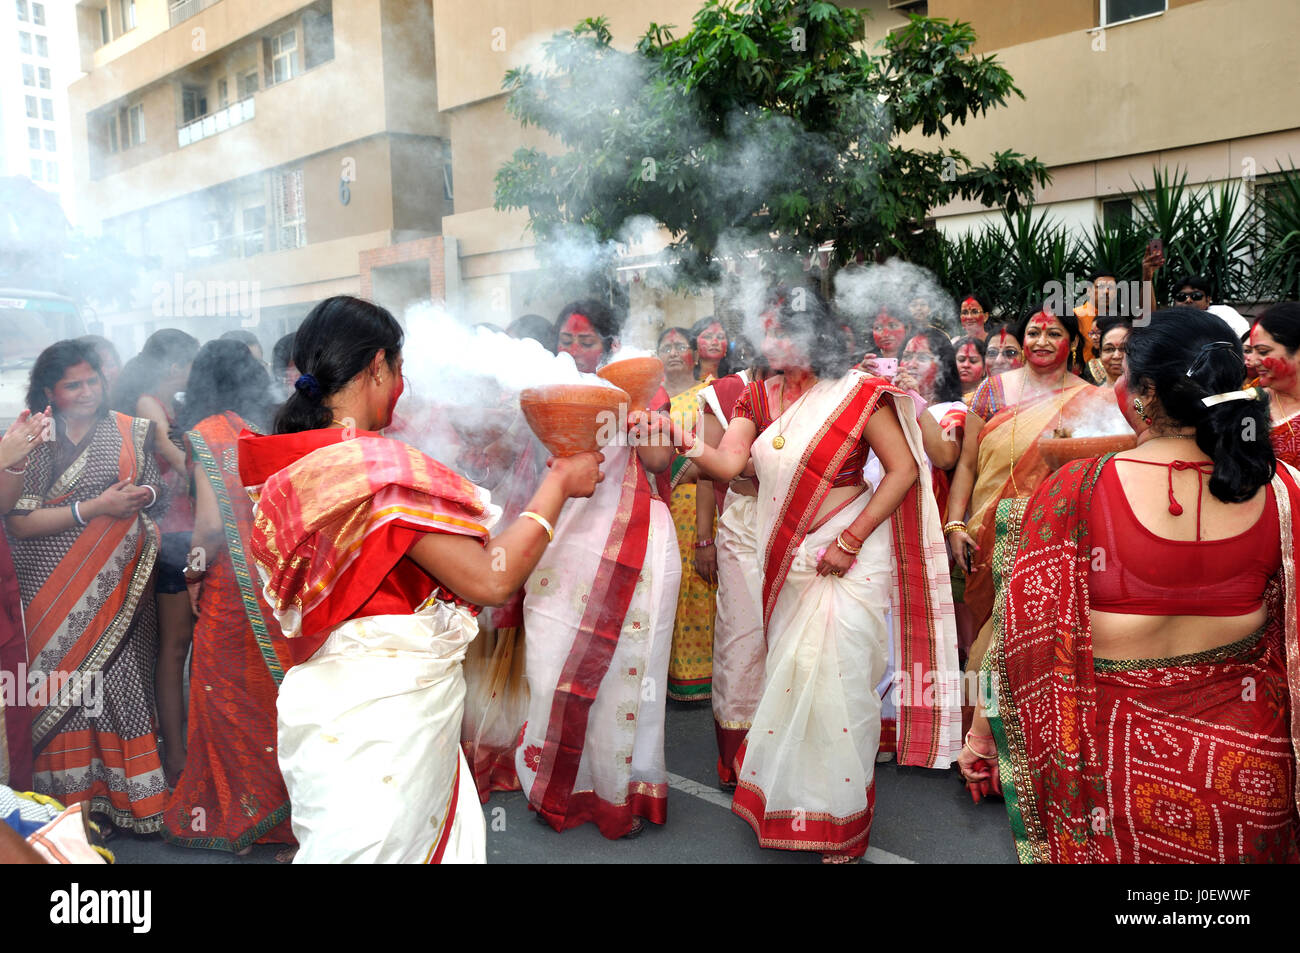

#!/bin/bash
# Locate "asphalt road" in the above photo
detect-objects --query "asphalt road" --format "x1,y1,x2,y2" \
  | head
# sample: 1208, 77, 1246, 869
108, 700, 1016, 865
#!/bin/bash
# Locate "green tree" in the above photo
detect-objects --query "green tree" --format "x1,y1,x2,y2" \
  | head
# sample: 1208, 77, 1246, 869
495, 1, 1049, 289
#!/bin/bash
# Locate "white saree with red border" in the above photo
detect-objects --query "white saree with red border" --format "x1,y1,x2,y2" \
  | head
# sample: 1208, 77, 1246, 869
732, 371, 961, 856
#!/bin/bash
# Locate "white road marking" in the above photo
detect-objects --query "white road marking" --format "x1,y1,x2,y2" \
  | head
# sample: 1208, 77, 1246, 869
665, 771, 917, 865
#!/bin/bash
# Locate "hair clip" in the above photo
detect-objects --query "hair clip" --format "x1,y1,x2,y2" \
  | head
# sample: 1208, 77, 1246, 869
1202, 386, 1263, 408
1185, 340, 1240, 378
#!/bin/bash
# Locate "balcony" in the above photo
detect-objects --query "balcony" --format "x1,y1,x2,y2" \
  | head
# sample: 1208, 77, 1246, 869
177, 96, 254, 147
168, 0, 222, 29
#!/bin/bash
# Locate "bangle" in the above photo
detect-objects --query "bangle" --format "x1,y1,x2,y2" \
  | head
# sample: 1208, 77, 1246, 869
3, 463, 28, 475
964, 730, 997, 759
71, 501, 86, 527
143, 484, 158, 508
694, 538, 715, 550
942, 520, 968, 537
834, 534, 861, 556
519, 510, 554, 542
841, 528, 863, 546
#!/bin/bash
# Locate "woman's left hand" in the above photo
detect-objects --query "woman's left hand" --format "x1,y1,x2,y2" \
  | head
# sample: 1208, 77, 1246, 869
815, 543, 855, 577
694, 542, 717, 584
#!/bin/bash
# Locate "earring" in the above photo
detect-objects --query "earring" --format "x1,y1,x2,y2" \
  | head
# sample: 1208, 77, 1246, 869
1133, 397, 1151, 424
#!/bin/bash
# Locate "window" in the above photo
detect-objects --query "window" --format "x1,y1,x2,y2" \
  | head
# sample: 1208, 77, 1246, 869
40, 98, 53, 121
237, 70, 258, 99
32, 2, 43, 25
1100, 0, 1165, 27
43, 129, 55, 151
38, 67, 50, 89
25, 95, 38, 118
19, 32, 31, 54
126, 103, 144, 146
119, 0, 135, 33
30, 159, 42, 181
302, 6, 334, 70
16, 0, 27, 21
46, 162, 58, 183
269, 29, 297, 85
241, 204, 265, 257
22, 64, 35, 86
271, 169, 305, 250
181, 86, 207, 124
35, 34, 47, 57
217, 78, 228, 108
99, 7, 110, 45
28, 128, 40, 149
107, 111, 119, 152
1102, 197, 1133, 230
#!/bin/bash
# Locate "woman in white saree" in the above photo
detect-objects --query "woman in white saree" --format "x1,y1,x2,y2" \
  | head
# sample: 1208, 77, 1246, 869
680, 288, 961, 862
240, 296, 603, 864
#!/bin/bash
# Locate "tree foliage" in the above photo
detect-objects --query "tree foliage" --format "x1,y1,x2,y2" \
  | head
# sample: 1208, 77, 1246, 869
495, 1, 1049, 285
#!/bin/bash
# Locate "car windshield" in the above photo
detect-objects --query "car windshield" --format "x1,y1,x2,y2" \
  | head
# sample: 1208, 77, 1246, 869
0, 297, 85, 369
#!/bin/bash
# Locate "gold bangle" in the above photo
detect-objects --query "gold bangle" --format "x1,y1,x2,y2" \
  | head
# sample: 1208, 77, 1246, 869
834, 535, 861, 556
520, 510, 554, 542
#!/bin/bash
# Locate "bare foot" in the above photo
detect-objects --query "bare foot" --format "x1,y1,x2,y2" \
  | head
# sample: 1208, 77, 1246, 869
236, 845, 253, 857
821, 852, 858, 865
275, 846, 298, 863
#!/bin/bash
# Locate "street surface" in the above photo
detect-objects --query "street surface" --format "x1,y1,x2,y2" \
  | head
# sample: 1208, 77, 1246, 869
109, 700, 1016, 865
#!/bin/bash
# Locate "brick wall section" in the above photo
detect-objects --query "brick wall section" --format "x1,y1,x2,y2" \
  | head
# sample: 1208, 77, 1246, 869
358, 235, 446, 301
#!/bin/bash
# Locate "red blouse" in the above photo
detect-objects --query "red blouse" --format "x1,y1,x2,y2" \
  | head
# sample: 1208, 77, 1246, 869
1088, 459, 1279, 616
732, 380, 872, 487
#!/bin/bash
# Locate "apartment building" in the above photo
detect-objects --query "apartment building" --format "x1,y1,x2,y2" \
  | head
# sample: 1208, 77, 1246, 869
918, 0, 1300, 241
69, 0, 452, 352
1, 0, 79, 218
431, 0, 1300, 322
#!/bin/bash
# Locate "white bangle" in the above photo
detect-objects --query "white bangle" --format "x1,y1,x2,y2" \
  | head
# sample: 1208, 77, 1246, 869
143, 484, 158, 507
519, 510, 554, 542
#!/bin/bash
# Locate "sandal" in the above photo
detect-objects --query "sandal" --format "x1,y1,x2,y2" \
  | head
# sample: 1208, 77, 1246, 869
821, 852, 858, 864
622, 818, 646, 840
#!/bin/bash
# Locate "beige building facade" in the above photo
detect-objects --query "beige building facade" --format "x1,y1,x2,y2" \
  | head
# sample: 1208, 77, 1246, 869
70, 0, 451, 353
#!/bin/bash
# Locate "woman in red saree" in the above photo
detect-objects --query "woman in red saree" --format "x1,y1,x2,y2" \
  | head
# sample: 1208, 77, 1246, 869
965, 309, 1300, 862
0, 406, 51, 790
240, 296, 601, 863
6, 340, 169, 833
161, 340, 296, 855
1244, 302, 1300, 469
681, 287, 960, 862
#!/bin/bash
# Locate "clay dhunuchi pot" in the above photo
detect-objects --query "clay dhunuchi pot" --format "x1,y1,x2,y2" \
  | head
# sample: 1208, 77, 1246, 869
596, 357, 664, 411
519, 383, 630, 457
1038, 433, 1137, 471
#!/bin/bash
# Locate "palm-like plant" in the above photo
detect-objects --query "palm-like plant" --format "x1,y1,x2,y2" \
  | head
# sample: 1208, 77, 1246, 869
1257, 164, 1300, 303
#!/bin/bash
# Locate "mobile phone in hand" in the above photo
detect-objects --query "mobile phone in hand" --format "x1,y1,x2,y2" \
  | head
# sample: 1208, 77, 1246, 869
874, 358, 898, 380
1147, 237, 1163, 260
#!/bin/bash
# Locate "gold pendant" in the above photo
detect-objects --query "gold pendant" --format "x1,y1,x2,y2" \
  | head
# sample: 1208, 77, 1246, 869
772, 435, 785, 450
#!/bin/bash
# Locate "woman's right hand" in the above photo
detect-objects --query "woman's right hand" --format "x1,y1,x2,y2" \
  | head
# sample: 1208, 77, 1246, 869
93, 480, 153, 519
946, 528, 977, 570
0, 408, 50, 470
547, 451, 605, 499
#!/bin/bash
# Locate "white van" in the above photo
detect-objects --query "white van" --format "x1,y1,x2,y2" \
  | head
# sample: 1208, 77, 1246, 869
0, 290, 87, 429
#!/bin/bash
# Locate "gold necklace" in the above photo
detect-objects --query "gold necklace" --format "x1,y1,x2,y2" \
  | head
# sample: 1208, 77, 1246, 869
771, 375, 813, 450
1008, 365, 1069, 498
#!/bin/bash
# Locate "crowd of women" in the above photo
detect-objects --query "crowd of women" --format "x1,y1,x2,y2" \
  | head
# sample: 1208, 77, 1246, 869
3, 261, 1300, 864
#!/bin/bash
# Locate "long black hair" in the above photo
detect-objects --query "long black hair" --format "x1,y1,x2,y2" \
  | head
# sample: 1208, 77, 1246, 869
111, 329, 200, 416
179, 339, 277, 432
1124, 307, 1273, 503
274, 295, 404, 434
904, 328, 963, 403
27, 339, 103, 414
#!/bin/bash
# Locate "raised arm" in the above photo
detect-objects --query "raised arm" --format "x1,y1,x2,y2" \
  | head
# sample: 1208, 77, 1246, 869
407, 451, 602, 607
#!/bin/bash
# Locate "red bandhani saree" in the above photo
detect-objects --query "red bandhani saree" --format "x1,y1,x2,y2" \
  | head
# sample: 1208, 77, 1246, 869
163, 412, 295, 852
1271, 419, 1300, 471
240, 428, 498, 863
987, 455, 1300, 863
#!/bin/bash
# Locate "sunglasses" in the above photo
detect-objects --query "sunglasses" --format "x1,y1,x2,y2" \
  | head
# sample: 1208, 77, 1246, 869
1173, 291, 1207, 302
988, 348, 1021, 359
